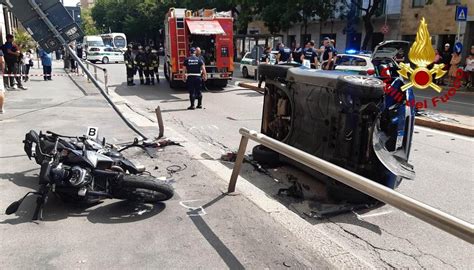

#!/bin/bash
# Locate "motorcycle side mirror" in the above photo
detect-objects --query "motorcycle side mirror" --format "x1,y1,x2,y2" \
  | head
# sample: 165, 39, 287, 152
5, 200, 22, 215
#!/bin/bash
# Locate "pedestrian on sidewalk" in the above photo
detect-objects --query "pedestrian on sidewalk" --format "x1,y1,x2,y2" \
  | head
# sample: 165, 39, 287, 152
2, 34, 27, 90
0, 49, 5, 114
183, 47, 207, 110
21, 50, 34, 82
440, 43, 452, 85
448, 48, 461, 85
68, 44, 77, 73
39, 48, 53, 81
464, 45, 474, 88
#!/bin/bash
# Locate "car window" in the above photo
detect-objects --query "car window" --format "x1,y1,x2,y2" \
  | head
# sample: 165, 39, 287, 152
104, 47, 113, 52
244, 52, 251, 59
354, 57, 367, 66
336, 56, 367, 66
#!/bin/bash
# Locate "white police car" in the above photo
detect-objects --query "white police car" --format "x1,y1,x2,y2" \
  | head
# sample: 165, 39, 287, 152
334, 53, 375, 75
240, 51, 277, 78
86, 46, 124, 64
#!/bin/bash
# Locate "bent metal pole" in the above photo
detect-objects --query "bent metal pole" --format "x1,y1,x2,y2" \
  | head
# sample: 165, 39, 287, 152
28, 0, 147, 140
231, 128, 473, 244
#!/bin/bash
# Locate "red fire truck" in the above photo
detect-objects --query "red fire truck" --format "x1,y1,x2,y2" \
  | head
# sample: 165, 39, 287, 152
163, 8, 234, 88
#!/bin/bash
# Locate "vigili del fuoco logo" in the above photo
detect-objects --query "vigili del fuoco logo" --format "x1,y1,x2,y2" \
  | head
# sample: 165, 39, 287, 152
384, 18, 464, 109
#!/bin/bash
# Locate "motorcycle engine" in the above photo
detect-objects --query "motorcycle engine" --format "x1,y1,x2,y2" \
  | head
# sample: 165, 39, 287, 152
69, 166, 93, 187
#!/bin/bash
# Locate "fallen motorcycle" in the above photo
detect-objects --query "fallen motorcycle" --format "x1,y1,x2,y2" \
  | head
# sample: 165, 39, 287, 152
5, 130, 174, 220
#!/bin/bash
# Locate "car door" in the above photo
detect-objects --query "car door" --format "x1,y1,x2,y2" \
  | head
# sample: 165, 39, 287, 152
112, 48, 124, 62
335, 55, 367, 74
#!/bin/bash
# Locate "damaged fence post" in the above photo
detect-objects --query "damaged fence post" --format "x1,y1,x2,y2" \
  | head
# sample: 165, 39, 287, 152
155, 106, 164, 138
227, 135, 249, 193
104, 69, 109, 94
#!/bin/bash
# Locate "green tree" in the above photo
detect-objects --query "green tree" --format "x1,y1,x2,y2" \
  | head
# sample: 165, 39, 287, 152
81, 8, 99, 35
349, 0, 383, 50
14, 29, 35, 51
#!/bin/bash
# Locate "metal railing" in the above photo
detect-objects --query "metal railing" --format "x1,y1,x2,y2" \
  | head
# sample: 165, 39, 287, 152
228, 128, 474, 244
83, 60, 109, 94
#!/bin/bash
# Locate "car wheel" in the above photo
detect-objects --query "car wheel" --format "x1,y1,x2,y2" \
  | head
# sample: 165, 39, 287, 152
252, 145, 281, 168
242, 66, 249, 78
102, 57, 109, 64
336, 75, 385, 98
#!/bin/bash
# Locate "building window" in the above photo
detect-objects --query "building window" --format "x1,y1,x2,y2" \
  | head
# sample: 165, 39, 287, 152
412, 0, 424, 8
447, 0, 461, 5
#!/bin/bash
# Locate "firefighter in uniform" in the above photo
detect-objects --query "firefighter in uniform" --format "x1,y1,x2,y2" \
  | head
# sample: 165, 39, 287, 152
144, 46, 154, 85
151, 48, 160, 83
136, 45, 146, 85
124, 44, 136, 86
183, 47, 207, 110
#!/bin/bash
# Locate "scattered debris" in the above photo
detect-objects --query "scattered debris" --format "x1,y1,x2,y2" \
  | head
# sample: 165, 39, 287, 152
221, 152, 237, 162
283, 262, 291, 268
166, 164, 187, 177
416, 110, 460, 123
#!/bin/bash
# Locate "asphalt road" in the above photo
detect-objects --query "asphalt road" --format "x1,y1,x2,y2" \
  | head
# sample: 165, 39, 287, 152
0, 65, 343, 269
101, 62, 473, 269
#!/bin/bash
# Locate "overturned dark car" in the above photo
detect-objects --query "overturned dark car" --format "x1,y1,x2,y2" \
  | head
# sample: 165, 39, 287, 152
254, 41, 415, 203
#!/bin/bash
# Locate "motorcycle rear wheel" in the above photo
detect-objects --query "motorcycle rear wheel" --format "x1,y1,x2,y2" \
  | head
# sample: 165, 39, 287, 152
119, 175, 174, 203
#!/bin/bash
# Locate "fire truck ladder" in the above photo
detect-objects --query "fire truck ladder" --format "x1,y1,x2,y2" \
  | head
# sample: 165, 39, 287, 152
176, 17, 186, 73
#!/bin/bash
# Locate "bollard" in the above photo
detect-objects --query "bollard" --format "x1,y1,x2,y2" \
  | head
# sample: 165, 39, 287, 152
94, 66, 98, 80
155, 106, 164, 138
227, 135, 249, 193
104, 69, 109, 94
86, 62, 90, 83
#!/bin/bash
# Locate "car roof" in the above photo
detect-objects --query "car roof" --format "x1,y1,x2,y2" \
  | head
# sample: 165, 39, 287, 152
337, 54, 371, 59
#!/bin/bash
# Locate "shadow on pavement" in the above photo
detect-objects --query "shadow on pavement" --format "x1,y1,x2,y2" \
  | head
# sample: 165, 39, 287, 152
0, 169, 40, 190
218, 160, 383, 235
188, 194, 245, 270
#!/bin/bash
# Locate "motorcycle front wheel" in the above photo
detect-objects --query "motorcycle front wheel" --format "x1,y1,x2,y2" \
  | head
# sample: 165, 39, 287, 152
118, 174, 174, 203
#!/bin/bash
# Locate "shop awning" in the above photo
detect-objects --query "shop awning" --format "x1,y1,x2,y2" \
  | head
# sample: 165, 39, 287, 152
186, 20, 225, 35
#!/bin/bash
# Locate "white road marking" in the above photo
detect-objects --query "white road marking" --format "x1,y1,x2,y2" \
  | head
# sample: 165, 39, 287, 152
179, 200, 207, 216
355, 210, 393, 219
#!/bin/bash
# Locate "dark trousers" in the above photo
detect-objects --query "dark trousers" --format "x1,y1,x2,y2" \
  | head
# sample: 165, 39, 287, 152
144, 67, 154, 85
43, 66, 52, 80
138, 68, 145, 84
126, 67, 135, 84
187, 76, 203, 106
5, 62, 23, 87
154, 67, 160, 81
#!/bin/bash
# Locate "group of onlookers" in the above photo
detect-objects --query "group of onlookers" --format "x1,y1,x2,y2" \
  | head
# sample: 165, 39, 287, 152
433, 43, 474, 87
0, 33, 54, 114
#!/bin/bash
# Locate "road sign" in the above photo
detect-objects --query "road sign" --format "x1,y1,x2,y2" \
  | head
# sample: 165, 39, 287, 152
455, 6, 468, 21
381, 24, 389, 34
3, 0, 84, 52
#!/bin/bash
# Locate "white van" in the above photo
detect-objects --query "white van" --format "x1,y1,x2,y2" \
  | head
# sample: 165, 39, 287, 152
83, 35, 105, 59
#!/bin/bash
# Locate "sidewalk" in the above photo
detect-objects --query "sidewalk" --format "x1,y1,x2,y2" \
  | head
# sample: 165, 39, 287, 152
238, 81, 474, 137
0, 66, 367, 268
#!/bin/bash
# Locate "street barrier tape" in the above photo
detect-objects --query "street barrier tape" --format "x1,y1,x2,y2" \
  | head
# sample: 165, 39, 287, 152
2, 73, 86, 77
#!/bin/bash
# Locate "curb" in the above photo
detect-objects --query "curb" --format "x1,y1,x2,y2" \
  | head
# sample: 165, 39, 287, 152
237, 82, 473, 137
415, 117, 474, 137
237, 82, 264, 93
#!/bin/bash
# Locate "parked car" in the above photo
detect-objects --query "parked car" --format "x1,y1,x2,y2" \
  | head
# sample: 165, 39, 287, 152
334, 53, 375, 75
240, 50, 277, 78
86, 47, 124, 64
254, 40, 414, 205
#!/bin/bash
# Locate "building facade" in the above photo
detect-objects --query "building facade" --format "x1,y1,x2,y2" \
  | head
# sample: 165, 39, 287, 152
400, 0, 473, 51
0, 4, 20, 43
279, 0, 402, 53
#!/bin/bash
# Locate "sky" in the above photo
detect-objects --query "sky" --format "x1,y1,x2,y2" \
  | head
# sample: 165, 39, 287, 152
63, 0, 80, 7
